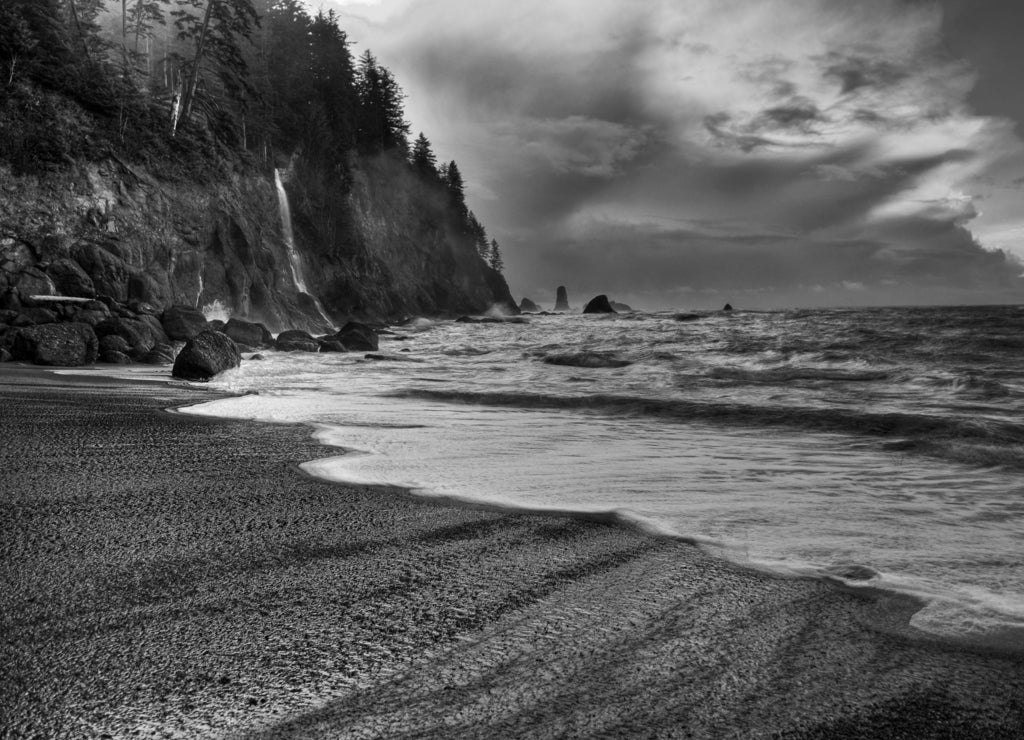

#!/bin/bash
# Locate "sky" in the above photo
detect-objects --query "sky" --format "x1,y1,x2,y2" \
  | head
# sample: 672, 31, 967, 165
318, 0, 1024, 309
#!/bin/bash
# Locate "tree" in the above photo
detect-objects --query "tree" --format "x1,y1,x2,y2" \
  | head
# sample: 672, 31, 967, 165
488, 239, 504, 272
355, 49, 409, 154
443, 160, 466, 216
411, 132, 437, 179
466, 211, 488, 258
171, 0, 258, 135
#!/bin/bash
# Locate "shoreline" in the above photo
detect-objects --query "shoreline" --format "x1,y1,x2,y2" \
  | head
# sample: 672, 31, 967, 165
3, 364, 1024, 738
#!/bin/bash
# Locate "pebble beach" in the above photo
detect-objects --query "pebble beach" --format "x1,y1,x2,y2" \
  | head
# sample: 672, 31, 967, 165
2, 366, 1024, 739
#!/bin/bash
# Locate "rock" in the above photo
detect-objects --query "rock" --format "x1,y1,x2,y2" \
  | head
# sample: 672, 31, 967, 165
172, 330, 240, 381
610, 301, 632, 312
334, 321, 379, 351
224, 318, 267, 348
137, 314, 170, 346
70, 243, 130, 302
14, 267, 57, 298
318, 339, 346, 352
519, 297, 541, 312
723, 303, 733, 311
209, 319, 226, 332
138, 343, 176, 365
674, 313, 701, 322
99, 334, 132, 355
554, 286, 570, 312
46, 259, 96, 298
248, 354, 265, 361
0, 348, 11, 362
364, 353, 423, 363
67, 307, 111, 327
161, 305, 210, 341
543, 351, 632, 368
15, 307, 59, 325
95, 317, 157, 355
11, 323, 99, 366
0, 289, 21, 310
582, 295, 616, 314
128, 300, 159, 316
275, 329, 319, 352
99, 350, 132, 364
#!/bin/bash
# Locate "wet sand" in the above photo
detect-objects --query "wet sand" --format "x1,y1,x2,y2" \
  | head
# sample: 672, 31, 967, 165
2, 366, 1023, 738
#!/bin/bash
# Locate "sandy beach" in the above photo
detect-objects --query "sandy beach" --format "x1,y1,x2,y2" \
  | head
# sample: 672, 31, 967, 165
2, 367, 1023, 739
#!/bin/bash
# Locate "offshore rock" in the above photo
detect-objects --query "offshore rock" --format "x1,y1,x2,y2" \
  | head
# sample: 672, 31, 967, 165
161, 305, 210, 341
555, 286, 570, 312
583, 295, 616, 314
276, 329, 319, 352
12, 322, 98, 366
610, 300, 633, 312
519, 298, 541, 312
172, 330, 240, 381
543, 351, 632, 369
318, 339, 346, 353
723, 303, 734, 311
335, 321, 379, 351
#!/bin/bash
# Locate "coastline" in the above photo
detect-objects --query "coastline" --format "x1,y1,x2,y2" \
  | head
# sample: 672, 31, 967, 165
2, 365, 1024, 738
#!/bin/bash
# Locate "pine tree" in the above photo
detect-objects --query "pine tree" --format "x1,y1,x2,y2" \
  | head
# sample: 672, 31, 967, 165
488, 239, 504, 272
444, 160, 466, 216
355, 49, 410, 154
411, 132, 437, 179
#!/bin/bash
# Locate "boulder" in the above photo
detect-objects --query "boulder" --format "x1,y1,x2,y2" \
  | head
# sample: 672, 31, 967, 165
137, 314, 171, 346
276, 329, 319, 352
224, 318, 267, 348
554, 286, 570, 312
172, 330, 240, 381
95, 317, 157, 355
543, 351, 632, 369
128, 300, 159, 316
15, 307, 59, 325
138, 343, 177, 365
209, 319, 226, 332
610, 301, 632, 312
335, 321, 379, 351
70, 243, 130, 302
723, 303, 733, 311
582, 295, 616, 314
12, 323, 99, 366
14, 267, 57, 298
519, 297, 541, 312
99, 350, 132, 364
318, 339, 346, 353
99, 334, 132, 355
46, 259, 96, 298
161, 305, 210, 341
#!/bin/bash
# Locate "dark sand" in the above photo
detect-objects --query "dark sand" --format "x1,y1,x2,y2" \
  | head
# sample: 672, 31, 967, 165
2, 367, 1023, 739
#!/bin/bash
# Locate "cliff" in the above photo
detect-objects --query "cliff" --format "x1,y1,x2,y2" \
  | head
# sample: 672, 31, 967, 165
0, 151, 515, 332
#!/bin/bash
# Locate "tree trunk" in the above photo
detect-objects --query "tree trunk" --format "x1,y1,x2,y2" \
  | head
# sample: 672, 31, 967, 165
67, 0, 93, 65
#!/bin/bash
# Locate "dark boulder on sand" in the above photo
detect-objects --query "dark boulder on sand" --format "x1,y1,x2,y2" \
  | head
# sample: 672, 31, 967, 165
335, 321, 379, 351
276, 329, 319, 352
172, 330, 240, 380
519, 297, 541, 312
555, 286, 570, 312
94, 316, 158, 356
583, 295, 617, 314
99, 349, 132, 364
12, 322, 98, 366
161, 305, 210, 341
138, 343, 177, 365
543, 351, 632, 368
99, 334, 132, 355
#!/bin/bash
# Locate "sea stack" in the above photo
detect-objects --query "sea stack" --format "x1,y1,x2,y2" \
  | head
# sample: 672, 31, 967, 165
582, 295, 616, 314
723, 303, 734, 311
519, 297, 541, 312
555, 286, 570, 312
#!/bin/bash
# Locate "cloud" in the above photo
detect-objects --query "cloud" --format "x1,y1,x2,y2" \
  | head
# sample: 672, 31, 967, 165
326, 0, 1024, 308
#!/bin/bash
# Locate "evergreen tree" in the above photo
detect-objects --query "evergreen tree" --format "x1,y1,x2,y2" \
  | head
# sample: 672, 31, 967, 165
467, 211, 488, 258
355, 49, 409, 154
443, 160, 466, 216
411, 132, 437, 179
488, 239, 504, 272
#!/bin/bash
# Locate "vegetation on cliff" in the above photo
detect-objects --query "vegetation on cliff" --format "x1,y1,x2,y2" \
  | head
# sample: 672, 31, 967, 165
0, 0, 513, 325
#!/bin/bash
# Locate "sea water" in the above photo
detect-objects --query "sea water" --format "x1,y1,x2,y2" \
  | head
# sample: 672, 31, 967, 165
179, 306, 1024, 645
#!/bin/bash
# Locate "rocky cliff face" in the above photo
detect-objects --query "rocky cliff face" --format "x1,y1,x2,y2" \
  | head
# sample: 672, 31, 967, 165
1, 152, 515, 331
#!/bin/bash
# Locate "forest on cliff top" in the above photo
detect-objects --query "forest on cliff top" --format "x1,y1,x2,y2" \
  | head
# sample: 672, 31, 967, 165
0, 0, 506, 273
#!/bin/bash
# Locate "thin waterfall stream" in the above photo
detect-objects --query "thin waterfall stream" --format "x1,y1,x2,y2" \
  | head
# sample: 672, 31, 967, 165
274, 169, 333, 328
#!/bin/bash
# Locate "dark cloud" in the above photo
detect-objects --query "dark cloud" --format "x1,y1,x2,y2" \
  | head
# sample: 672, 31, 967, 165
823, 54, 908, 95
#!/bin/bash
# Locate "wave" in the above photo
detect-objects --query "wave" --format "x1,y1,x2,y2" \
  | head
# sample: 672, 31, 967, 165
707, 366, 892, 383
390, 388, 1024, 469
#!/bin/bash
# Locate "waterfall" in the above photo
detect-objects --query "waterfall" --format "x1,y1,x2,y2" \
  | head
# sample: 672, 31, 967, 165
274, 168, 333, 328
274, 168, 309, 293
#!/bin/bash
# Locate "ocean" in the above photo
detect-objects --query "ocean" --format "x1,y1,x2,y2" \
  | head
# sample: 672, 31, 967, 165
179, 305, 1024, 647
